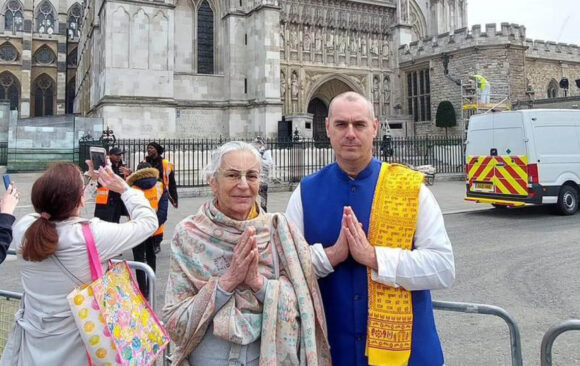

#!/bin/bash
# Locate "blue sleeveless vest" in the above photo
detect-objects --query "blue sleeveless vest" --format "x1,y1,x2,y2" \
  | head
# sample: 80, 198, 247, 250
300, 158, 444, 366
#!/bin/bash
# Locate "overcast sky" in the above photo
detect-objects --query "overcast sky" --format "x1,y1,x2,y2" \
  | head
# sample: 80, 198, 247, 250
468, 0, 580, 45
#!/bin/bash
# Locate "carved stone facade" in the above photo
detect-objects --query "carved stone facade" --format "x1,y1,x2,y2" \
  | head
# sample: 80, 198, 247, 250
279, 0, 399, 138
0, 0, 81, 118
65, 0, 580, 139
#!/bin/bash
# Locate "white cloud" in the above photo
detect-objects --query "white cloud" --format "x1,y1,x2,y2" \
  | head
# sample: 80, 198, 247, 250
468, 0, 580, 45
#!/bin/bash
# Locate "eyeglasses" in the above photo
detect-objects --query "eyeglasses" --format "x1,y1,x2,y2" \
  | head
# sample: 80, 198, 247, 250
219, 169, 260, 184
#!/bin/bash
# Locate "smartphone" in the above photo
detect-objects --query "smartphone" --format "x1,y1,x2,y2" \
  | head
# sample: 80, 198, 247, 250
89, 147, 107, 170
2, 174, 10, 190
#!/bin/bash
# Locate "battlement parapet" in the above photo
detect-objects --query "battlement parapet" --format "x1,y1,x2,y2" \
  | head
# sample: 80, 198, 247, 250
525, 38, 580, 63
399, 23, 527, 63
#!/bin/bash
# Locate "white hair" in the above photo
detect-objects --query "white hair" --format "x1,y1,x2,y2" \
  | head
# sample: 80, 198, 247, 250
203, 141, 262, 183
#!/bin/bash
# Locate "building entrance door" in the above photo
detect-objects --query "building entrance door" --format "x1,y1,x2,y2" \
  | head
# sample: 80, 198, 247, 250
307, 98, 328, 144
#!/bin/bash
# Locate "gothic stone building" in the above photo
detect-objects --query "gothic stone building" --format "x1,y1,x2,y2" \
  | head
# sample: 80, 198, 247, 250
73, 0, 468, 139
0, 0, 81, 118
2, 0, 579, 139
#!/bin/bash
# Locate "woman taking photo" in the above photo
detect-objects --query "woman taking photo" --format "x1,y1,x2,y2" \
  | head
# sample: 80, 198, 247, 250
163, 141, 330, 366
0, 162, 158, 365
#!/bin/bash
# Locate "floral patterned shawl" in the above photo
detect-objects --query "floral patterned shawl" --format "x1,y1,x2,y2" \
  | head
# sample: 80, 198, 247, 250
162, 201, 331, 365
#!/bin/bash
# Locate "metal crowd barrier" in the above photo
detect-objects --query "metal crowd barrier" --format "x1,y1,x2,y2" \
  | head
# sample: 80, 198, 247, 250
433, 300, 523, 366
540, 319, 580, 366
1, 252, 167, 364
0, 289, 21, 354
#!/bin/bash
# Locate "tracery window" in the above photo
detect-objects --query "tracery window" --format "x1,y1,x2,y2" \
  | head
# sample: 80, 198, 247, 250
33, 46, 56, 64
67, 48, 77, 67
68, 3, 82, 39
37, 1, 55, 34
4, 0, 23, 33
0, 43, 18, 62
407, 68, 431, 122
0, 72, 19, 110
197, 0, 214, 74
33, 75, 54, 116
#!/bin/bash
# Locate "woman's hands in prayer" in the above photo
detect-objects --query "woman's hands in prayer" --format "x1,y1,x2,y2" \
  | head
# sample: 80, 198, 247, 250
244, 235, 264, 292
219, 226, 264, 293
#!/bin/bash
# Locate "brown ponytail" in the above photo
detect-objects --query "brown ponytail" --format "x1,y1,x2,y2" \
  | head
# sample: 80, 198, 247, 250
22, 163, 84, 261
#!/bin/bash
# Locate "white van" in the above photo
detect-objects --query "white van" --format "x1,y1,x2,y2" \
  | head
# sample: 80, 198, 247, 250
465, 109, 580, 215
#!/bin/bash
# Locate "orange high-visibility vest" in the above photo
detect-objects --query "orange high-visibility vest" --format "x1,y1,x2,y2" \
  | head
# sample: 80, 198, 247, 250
161, 159, 173, 189
134, 181, 165, 236
95, 187, 109, 205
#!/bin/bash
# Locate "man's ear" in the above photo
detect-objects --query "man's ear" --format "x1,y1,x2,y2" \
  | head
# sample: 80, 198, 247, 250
325, 117, 330, 137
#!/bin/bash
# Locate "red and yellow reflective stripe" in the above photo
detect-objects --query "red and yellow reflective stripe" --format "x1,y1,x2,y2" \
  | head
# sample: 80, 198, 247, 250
466, 155, 528, 196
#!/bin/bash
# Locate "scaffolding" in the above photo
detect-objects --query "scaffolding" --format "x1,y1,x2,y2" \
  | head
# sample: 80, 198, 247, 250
461, 79, 512, 135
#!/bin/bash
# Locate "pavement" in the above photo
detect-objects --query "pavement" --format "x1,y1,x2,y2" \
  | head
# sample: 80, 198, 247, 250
0, 171, 485, 308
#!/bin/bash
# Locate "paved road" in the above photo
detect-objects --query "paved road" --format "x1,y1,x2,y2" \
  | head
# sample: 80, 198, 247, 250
2, 174, 579, 365
436, 205, 580, 366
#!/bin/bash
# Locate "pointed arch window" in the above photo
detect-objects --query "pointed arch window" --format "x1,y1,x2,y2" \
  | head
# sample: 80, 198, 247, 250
68, 3, 82, 39
66, 77, 75, 114
4, 0, 23, 33
0, 43, 18, 62
67, 48, 78, 67
0, 72, 19, 110
33, 46, 56, 65
197, 0, 214, 74
407, 69, 431, 122
33, 75, 54, 116
547, 80, 559, 99
37, 1, 55, 34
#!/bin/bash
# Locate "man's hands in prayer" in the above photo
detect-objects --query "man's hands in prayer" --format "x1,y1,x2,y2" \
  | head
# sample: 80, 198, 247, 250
344, 206, 378, 270
325, 208, 350, 267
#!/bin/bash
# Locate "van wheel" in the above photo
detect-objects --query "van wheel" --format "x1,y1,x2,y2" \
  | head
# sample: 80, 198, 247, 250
557, 185, 579, 215
492, 204, 508, 209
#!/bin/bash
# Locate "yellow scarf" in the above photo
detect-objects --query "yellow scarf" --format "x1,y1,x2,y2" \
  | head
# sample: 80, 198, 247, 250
246, 202, 260, 220
366, 163, 424, 366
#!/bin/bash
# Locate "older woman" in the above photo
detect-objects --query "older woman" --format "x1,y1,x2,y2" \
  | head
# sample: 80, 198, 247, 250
163, 141, 330, 365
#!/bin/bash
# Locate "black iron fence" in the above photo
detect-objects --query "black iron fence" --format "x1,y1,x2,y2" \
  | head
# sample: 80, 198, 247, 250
79, 135, 465, 187
0, 142, 6, 166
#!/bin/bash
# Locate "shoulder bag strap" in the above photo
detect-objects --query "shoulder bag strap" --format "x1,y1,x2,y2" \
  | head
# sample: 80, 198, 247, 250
51, 255, 84, 286
81, 222, 103, 280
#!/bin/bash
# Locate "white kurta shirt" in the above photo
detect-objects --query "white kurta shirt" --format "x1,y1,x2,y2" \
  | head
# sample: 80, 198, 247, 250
286, 183, 455, 291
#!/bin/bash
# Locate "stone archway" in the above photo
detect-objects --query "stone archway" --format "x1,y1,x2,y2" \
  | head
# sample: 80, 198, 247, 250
308, 78, 353, 141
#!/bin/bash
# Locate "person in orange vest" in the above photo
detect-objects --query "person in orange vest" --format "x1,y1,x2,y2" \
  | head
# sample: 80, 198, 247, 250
145, 142, 177, 254
125, 162, 168, 298
94, 147, 131, 223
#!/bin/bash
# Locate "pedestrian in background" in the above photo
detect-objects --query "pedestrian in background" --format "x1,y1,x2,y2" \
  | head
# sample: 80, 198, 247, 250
145, 142, 178, 254
0, 183, 19, 264
126, 162, 167, 298
254, 137, 273, 212
94, 147, 130, 223
0, 162, 157, 365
